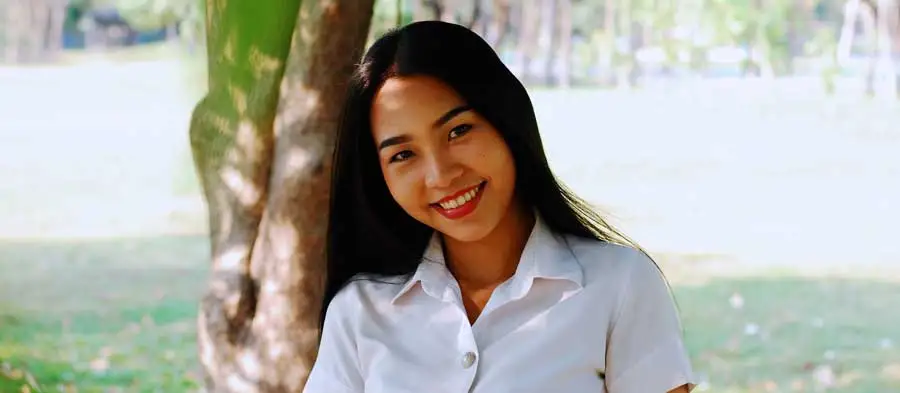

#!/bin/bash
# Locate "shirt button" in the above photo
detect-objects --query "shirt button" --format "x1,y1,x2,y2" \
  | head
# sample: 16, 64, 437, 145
461, 351, 477, 369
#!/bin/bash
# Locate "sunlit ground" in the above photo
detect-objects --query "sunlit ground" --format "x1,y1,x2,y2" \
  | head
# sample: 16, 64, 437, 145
1, 47, 898, 392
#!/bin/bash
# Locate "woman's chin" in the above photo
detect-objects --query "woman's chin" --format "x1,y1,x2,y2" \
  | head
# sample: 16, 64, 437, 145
431, 214, 497, 244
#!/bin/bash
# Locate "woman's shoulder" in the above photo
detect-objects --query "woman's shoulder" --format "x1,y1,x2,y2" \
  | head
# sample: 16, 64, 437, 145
562, 235, 665, 287
326, 273, 410, 314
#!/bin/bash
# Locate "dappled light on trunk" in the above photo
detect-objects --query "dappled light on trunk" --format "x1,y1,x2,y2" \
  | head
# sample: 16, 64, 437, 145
189, 0, 375, 390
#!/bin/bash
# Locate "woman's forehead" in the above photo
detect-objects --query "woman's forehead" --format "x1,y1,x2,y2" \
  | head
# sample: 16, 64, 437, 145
376, 77, 463, 106
371, 76, 466, 126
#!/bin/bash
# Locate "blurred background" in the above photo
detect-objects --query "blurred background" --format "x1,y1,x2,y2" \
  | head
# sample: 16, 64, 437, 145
0, 0, 898, 391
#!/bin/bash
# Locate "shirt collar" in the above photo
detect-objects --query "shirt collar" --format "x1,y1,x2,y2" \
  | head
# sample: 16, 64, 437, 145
390, 213, 584, 304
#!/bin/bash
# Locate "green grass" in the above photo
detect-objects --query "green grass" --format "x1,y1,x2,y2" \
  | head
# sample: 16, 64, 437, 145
677, 276, 900, 392
1, 241, 899, 392
0, 236, 210, 392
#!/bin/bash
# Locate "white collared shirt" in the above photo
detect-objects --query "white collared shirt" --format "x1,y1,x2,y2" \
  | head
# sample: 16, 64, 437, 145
305, 216, 695, 393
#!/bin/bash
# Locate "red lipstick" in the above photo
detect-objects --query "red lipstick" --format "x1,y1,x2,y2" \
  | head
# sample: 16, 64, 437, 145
431, 181, 486, 220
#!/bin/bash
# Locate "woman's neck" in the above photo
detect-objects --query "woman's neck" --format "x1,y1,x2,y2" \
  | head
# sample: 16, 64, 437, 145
442, 202, 535, 290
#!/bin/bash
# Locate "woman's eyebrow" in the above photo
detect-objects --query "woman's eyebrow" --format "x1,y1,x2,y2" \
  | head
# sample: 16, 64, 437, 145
377, 134, 411, 151
432, 105, 472, 129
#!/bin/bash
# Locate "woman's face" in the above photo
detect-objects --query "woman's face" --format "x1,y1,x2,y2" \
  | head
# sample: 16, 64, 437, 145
370, 75, 517, 243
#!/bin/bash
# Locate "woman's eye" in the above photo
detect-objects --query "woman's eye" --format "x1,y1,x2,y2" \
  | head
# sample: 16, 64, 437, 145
389, 150, 414, 163
448, 124, 473, 140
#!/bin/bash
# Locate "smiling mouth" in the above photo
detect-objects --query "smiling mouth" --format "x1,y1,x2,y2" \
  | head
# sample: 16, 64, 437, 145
431, 181, 487, 210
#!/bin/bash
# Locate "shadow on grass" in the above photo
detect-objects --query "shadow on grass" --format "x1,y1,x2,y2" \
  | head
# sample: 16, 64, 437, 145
1, 235, 898, 392
0, 235, 209, 391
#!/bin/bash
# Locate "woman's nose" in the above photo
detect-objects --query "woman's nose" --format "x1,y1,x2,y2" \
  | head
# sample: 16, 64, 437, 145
424, 153, 463, 189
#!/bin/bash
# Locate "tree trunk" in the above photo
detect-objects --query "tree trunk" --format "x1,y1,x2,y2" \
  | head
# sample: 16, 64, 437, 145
27, 0, 49, 62
166, 23, 179, 41
189, 0, 375, 391
440, 0, 458, 22
539, 0, 558, 86
619, 0, 642, 87
516, 0, 540, 83
45, 0, 67, 56
875, 0, 899, 98
557, 0, 573, 87
862, 1, 879, 95
484, 0, 510, 49
786, 0, 810, 74
837, 0, 862, 68
598, 0, 618, 85
3, 0, 27, 63
417, 0, 445, 20
467, 0, 485, 31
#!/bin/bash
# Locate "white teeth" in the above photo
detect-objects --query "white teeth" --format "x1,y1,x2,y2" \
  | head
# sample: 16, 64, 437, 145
438, 184, 482, 210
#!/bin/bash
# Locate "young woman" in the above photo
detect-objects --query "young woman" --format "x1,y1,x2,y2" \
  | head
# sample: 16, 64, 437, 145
304, 21, 695, 393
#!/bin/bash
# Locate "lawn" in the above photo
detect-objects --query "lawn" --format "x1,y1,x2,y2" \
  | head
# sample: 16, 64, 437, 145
0, 236, 208, 392
1, 49, 898, 392
2, 240, 898, 392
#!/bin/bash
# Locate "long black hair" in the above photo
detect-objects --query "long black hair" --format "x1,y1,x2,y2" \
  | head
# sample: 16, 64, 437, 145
324, 21, 647, 326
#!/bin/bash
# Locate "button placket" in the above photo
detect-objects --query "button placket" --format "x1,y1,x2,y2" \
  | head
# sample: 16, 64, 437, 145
455, 305, 480, 392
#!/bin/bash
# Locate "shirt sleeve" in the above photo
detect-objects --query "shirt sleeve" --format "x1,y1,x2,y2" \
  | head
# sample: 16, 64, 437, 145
303, 285, 364, 393
605, 250, 696, 393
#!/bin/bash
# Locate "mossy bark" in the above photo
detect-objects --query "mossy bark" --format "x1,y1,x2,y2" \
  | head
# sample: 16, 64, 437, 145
188, 0, 375, 391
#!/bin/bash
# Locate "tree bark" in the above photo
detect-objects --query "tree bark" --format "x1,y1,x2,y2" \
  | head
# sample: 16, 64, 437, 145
556, 0, 573, 87
467, 0, 485, 31
619, 0, 642, 87
3, 0, 28, 63
189, 0, 375, 391
598, 0, 618, 85
516, 0, 540, 83
539, 0, 558, 85
45, 0, 67, 56
837, 0, 862, 68
27, 0, 49, 62
417, 0, 445, 20
484, 0, 510, 49
875, 0, 899, 98
440, 0, 458, 22
861, 1, 879, 96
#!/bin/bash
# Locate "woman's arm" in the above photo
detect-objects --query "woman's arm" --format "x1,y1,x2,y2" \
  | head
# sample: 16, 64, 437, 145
603, 249, 696, 393
303, 285, 364, 393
